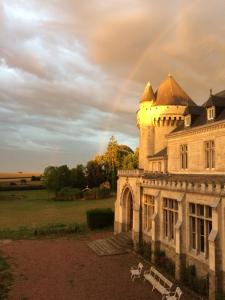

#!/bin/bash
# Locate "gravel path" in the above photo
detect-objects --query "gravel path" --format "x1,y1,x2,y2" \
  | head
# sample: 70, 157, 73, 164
1, 232, 185, 300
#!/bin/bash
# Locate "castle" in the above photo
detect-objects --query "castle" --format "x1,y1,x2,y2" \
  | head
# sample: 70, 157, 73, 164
114, 75, 225, 299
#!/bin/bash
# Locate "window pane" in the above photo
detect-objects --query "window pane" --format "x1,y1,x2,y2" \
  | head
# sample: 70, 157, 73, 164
200, 219, 205, 252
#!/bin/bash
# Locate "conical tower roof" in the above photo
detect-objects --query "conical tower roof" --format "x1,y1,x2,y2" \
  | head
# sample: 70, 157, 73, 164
155, 74, 196, 106
140, 81, 155, 102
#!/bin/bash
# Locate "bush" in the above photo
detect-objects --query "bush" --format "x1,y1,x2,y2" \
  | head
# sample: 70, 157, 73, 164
0, 185, 45, 191
0, 223, 87, 239
56, 187, 82, 201
216, 291, 225, 300
83, 188, 96, 200
31, 176, 41, 181
86, 208, 114, 229
98, 187, 111, 199
137, 241, 152, 261
154, 250, 175, 277
181, 265, 209, 297
20, 179, 27, 184
0, 253, 13, 299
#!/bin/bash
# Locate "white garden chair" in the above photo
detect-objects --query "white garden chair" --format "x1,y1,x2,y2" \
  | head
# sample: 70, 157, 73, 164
130, 262, 144, 281
165, 287, 183, 300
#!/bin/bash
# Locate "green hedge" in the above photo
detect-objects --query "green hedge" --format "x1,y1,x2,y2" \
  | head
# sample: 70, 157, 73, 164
0, 185, 45, 191
83, 187, 111, 200
0, 223, 87, 239
86, 208, 114, 229
56, 187, 82, 201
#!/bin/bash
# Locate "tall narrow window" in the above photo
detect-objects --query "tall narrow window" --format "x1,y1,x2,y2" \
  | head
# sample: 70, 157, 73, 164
205, 140, 215, 169
189, 203, 212, 257
180, 144, 188, 169
207, 107, 215, 120
143, 195, 155, 231
163, 198, 178, 242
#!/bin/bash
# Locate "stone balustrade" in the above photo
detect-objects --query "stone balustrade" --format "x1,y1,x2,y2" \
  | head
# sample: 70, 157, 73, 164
141, 178, 225, 195
117, 169, 144, 177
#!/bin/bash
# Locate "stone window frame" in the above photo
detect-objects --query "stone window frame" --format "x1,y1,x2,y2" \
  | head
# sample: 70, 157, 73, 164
204, 140, 215, 169
163, 198, 178, 243
189, 202, 212, 258
180, 144, 188, 170
207, 106, 215, 121
143, 195, 155, 232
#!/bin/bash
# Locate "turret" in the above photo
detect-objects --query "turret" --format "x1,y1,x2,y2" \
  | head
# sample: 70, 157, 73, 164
137, 75, 196, 171
137, 82, 155, 170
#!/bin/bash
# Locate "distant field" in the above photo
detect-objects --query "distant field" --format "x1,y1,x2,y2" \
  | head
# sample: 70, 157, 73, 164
0, 172, 42, 179
0, 190, 115, 229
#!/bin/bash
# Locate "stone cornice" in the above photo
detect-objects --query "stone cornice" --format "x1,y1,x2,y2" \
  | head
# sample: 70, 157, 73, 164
167, 119, 225, 138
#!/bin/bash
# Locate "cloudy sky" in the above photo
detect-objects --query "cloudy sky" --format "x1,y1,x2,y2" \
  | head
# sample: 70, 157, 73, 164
1, 0, 225, 172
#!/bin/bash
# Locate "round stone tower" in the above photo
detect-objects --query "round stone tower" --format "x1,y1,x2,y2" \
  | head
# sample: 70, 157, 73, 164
137, 75, 196, 170
137, 82, 155, 170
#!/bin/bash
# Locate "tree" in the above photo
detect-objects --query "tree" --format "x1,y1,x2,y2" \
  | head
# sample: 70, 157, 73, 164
122, 148, 139, 169
70, 164, 87, 189
43, 166, 58, 193
102, 136, 133, 190
44, 165, 71, 195
86, 160, 106, 188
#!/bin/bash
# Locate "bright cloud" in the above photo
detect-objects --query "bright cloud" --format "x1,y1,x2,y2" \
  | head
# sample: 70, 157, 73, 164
0, 0, 225, 171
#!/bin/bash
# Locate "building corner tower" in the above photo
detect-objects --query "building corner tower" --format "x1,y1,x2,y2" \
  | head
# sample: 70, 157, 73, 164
137, 82, 155, 170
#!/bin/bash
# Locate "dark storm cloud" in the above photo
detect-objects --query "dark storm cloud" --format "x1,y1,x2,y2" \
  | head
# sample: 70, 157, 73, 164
0, 0, 225, 171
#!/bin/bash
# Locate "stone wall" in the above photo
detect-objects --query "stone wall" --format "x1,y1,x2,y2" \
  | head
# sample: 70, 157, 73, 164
167, 120, 225, 174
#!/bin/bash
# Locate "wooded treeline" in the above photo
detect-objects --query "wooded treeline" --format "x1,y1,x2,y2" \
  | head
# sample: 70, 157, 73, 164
44, 136, 138, 194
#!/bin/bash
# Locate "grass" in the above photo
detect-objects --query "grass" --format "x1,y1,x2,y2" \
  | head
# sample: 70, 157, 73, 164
0, 190, 115, 230
0, 252, 14, 299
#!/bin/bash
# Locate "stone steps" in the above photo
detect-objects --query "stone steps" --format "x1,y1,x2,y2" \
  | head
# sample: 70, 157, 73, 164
88, 232, 133, 256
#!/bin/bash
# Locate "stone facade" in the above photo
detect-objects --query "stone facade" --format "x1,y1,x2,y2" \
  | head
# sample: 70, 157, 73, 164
115, 76, 225, 299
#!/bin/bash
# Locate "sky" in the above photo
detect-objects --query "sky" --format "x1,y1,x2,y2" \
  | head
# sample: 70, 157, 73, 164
0, 0, 225, 172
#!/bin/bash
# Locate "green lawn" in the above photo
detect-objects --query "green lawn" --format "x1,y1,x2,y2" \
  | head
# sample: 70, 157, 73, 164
0, 190, 115, 229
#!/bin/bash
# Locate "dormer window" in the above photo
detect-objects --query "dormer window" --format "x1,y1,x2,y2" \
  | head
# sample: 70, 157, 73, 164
207, 106, 215, 120
184, 114, 191, 127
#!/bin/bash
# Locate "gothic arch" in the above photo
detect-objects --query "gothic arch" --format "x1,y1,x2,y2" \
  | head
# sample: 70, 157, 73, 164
120, 184, 134, 232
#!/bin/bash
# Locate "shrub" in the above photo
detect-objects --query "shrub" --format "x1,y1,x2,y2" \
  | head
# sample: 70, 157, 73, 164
83, 188, 95, 200
31, 176, 41, 181
56, 187, 82, 201
0, 253, 13, 299
20, 179, 27, 184
0, 223, 87, 239
154, 250, 175, 276
0, 185, 45, 191
98, 187, 111, 199
137, 241, 152, 261
181, 265, 209, 297
216, 291, 225, 300
86, 208, 114, 229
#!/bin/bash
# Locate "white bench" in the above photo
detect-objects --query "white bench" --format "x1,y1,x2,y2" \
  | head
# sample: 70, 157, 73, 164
144, 266, 173, 299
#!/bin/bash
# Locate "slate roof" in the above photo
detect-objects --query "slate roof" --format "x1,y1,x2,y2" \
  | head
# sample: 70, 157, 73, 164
154, 74, 196, 106
143, 172, 225, 184
171, 90, 225, 134
203, 91, 225, 107
148, 147, 167, 158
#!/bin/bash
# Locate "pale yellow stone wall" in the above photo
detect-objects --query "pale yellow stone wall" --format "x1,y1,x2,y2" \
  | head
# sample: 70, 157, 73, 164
116, 174, 225, 272
167, 120, 225, 174
137, 104, 185, 171
139, 126, 154, 170
221, 197, 225, 273
148, 158, 167, 172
